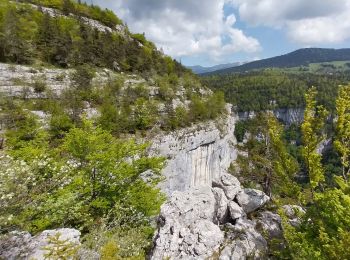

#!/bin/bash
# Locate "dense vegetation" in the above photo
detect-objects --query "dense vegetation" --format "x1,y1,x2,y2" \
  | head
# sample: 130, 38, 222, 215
203, 70, 350, 112
0, 0, 188, 76
204, 48, 350, 75
232, 85, 350, 258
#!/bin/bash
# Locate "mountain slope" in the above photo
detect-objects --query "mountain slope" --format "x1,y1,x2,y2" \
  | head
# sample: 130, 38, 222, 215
187, 62, 244, 74
205, 48, 350, 75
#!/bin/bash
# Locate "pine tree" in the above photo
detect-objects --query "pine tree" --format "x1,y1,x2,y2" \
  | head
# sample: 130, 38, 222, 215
334, 85, 350, 181
301, 87, 328, 192
1, 7, 31, 63
36, 12, 57, 63
62, 0, 75, 15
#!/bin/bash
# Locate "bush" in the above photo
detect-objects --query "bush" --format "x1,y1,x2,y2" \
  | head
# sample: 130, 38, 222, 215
234, 120, 246, 142
70, 65, 95, 91
32, 77, 47, 93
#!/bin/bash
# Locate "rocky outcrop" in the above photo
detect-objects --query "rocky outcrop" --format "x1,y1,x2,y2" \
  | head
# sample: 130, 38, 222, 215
220, 218, 268, 260
274, 108, 304, 125
0, 63, 109, 98
236, 189, 270, 214
0, 228, 81, 260
151, 173, 271, 259
282, 205, 306, 227
150, 107, 237, 195
151, 186, 224, 259
238, 108, 304, 125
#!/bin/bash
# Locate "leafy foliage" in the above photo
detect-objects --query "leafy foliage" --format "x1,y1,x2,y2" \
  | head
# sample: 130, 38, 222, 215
234, 113, 299, 198
334, 85, 350, 180
301, 87, 328, 191
0, 116, 165, 256
281, 87, 350, 259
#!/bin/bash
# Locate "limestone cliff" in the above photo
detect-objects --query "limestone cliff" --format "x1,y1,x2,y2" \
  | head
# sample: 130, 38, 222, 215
238, 108, 304, 125
150, 106, 237, 195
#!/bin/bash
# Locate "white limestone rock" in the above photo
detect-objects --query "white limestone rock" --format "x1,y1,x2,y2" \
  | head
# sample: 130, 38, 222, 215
152, 187, 223, 259
236, 189, 270, 213
255, 211, 282, 239
282, 205, 305, 227
212, 172, 242, 200
150, 107, 237, 195
228, 201, 245, 220
220, 218, 268, 260
0, 228, 81, 260
212, 187, 229, 224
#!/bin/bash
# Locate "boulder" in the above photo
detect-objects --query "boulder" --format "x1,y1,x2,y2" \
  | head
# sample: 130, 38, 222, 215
236, 189, 270, 213
282, 205, 305, 227
152, 186, 223, 259
220, 218, 267, 260
151, 183, 276, 259
212, 173, 241, 200
228, 201, 245, 220
212, 187, 229, 223
0, 228, 81, 260
255, 211, 282, 239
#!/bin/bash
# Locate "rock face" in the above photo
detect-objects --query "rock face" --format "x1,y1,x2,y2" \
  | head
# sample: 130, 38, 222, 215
151, 173, 271, 260
152, 186, 224, 259
238, 108, 304, 125
274, 108, 304, 125
150, 107, 237, 195
0, 228, 81, 260
220, 218, 268, 260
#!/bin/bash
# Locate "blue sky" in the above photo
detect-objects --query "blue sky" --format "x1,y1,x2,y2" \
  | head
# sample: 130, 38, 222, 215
94, 0, 350, 67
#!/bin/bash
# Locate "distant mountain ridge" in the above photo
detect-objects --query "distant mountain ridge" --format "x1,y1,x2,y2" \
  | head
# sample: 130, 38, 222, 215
187, 62, 245, 74
204, 48, 350, 75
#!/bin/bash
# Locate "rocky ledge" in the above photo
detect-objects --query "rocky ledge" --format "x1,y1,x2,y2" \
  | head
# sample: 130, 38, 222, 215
0, 228, 81, 260
150, 173, 279, 260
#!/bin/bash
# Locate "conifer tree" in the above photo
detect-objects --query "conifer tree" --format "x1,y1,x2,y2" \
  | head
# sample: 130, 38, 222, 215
301, 87, 328, 192
334, 85, 350, 181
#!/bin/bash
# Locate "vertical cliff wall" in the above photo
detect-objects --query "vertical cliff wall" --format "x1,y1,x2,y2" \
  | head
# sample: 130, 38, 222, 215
238, 108, 304, 125
150, 106, 237, 195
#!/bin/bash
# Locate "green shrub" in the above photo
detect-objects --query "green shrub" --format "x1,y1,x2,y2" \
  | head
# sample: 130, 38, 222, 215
234, 120, 246, 142
32, 77, 47, 93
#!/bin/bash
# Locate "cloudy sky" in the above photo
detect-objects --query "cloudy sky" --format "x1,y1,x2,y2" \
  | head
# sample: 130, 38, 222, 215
94, 0, 350, 66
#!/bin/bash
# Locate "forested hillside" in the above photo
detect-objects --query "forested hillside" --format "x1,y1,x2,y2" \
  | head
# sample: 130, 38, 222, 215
203, 70, 350, 112
0, 0, 187, 76
204, 48, 350, 74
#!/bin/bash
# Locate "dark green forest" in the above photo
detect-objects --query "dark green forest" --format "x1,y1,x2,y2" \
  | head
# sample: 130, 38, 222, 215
203, 70, 350, 112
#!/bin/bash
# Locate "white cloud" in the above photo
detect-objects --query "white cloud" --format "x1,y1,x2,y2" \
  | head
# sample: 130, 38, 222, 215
230, 0, 350, 45
94, 0, 260, 61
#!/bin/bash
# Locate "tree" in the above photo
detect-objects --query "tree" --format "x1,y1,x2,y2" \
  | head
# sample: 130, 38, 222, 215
1, 7, 32, 63
301, 87, 328, 193
62, 119, 165, 216
62, 0, 75, 15
281, 86, 350, 259
36, 12, 57, 63
235, 113, 299, 198
1, 118, 165, 233
334, 85, 350, 181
